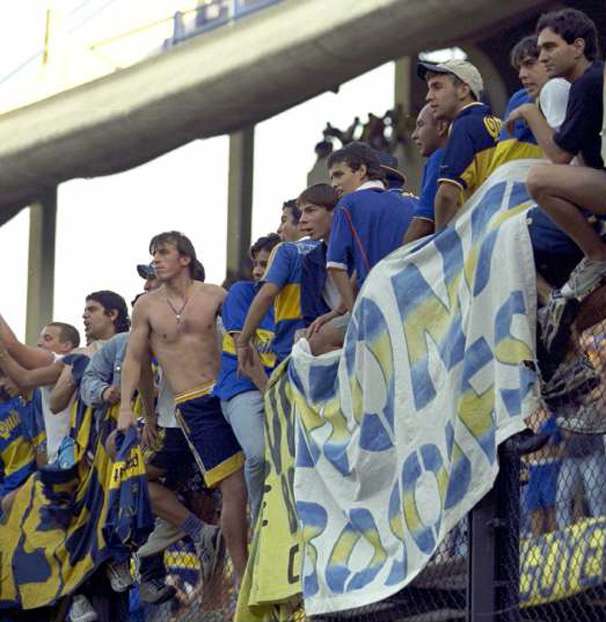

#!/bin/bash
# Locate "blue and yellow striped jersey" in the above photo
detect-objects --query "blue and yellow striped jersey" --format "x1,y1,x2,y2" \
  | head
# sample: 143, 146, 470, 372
489, 89, 543, 176
438, 102, 502, 200
264, 239, 320, 361
0, 396, 38, 498
214, 281, 276, 401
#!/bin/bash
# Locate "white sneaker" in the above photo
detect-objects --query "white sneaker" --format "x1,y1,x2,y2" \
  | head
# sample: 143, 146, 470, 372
69, 595, 98, 622
560, 257, 606, 300
106, 560, 134, 592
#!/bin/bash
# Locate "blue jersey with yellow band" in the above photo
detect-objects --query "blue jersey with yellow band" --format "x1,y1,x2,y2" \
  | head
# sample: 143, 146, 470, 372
214, 281, 276, 401
485, 90, 580, 280
438, 102, 502, 200
263, 239, 320, 361
489, 89, 543, 176
0, 396, 38, 499
499, 89, 535, 143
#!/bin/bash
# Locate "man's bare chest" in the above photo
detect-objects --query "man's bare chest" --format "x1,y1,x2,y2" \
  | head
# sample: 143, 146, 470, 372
149, 303, 215, 343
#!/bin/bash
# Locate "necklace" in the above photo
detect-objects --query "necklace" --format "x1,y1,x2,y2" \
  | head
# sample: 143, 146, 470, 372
165, 287, 192, 324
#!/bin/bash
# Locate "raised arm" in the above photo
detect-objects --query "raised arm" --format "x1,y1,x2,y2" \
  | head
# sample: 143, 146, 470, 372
0, 341, 63, 389
118, 302, 151, 430
0, 313, 54, 369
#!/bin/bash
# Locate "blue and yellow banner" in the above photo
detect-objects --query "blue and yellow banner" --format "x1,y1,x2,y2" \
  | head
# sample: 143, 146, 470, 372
521, 517, 606, 607
288, 160, 541, 615
239, 373, 606, 617
0, 404, 151, 610
0, 397, 38, 499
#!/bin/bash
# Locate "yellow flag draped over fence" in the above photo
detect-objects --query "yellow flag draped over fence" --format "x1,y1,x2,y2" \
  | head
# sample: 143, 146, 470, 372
236, 361, 306, 622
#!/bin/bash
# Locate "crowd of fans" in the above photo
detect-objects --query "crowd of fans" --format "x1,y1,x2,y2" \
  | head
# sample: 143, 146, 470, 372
1, 7, 606, 621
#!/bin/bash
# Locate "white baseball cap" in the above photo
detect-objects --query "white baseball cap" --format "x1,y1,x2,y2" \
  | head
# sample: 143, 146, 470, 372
417, 59, 484, 101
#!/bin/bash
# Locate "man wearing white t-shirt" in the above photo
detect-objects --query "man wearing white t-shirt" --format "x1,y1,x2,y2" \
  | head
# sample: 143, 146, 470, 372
539, 78, 570, 132
507, 9, 606, 302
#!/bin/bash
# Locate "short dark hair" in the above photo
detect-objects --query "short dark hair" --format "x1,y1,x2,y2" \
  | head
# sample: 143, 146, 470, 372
250, 233, 281, 260
148, 231, 204, 281
327, 141, 385, 181
282, 199, 301, 225
47, 322, 80, 349
510, 35, 539, 69
297, 183, 339, 212
86, 291, 130, 334
536, 8, 599, 62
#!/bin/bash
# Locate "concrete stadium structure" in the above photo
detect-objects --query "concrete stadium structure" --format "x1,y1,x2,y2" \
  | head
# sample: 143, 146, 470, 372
2, 0, 605, 341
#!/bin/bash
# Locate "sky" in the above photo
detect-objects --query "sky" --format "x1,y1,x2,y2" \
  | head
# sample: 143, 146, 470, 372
0, 1, 403, 343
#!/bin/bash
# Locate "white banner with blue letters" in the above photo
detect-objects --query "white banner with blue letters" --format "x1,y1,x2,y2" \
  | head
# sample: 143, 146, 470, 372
289, 160, 541, 615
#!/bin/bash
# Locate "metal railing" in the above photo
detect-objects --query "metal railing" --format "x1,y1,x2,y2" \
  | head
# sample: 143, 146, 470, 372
166, 0, 283, 49
0, 0, 284, 101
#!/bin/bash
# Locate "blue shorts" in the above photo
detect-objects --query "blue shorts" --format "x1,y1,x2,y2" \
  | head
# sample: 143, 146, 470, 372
174, 384, 244, 488
527, 208, 582, 287
146, 426, 195, 485
526, 461, 560, 512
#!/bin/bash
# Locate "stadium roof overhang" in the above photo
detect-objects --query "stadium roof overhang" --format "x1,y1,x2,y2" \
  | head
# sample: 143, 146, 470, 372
0, 0, 544, 224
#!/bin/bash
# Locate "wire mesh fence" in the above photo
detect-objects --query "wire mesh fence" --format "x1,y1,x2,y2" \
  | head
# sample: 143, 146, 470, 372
308, 522, 468, 622
517, 315, 606, 622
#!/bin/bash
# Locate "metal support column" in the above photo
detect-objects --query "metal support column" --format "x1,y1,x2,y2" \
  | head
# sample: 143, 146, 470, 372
26, 188, 57, 345
467, 482, 498, 622
467, 440, 521, 622
226, 126, 254, 285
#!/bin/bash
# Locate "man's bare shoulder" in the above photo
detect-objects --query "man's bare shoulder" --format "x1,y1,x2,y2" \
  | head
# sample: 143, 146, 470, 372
194, 282, 227, 300
132, 290, 161, 315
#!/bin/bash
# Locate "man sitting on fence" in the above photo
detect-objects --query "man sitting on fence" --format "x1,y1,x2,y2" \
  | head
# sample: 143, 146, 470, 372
416, 58, 501, 231
508, 9, 606, 352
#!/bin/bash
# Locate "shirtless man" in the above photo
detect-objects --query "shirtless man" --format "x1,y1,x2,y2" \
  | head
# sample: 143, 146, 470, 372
117, 231, 248, 583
